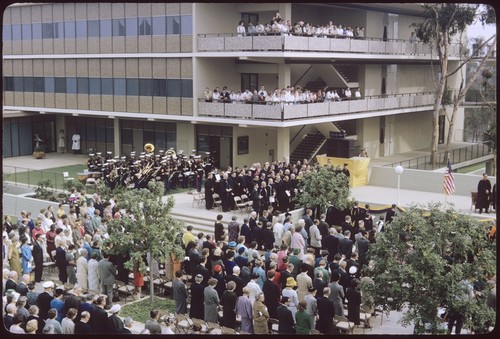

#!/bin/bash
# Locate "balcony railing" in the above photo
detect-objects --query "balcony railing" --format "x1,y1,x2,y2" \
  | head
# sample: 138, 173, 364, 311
385, 143, 492, 170
197, 92, 435, 121
198, 33, 462, 57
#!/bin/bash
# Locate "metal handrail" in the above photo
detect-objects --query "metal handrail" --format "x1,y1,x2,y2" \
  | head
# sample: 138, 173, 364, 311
385, 144, 491, 171
3, 165, 65, 190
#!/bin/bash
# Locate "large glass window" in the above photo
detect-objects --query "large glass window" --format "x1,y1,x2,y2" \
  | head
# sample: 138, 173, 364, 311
12, 24, 22, 40
21, 23, 31, 40
181, 79, 193, 98
13, 77, 23, 91
112, 19, 125, 36
33, 77, 45, 92
101, 78, 113, 95
54, 22, 62, 39
4, 77, 13, 91
100, 19, 112, 37
77, 77, 89, 94
66, 77, 77, 94
32, 23, 42, 39
152, 16, 165, 35
167, 79, 181, 97
167, 16, 180, 35
139, 17, 151, 35
139, 79, 152, 96
3, 24, 12, 40
23, 77, 34, 92
181, 15, 192, 35
87, 20, 100, 37
42, 23, 54, 39
113, 78, 126, 95
45, 77, 55, 93
64, 21, 75, 38
125, 17, 138, 36
76, 20, 87, 38
126, 78, 139, 96
89, 78, 101, 95
153, 79, 167, 97
55, 78, 66, 93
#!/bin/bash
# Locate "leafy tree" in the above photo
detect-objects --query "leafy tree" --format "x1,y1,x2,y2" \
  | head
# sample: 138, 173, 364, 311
366, 204, 496, 334
34, 178, 55, 200
105, 181, 185, 305
412, 3, 485, 165
296, 166, 351, 215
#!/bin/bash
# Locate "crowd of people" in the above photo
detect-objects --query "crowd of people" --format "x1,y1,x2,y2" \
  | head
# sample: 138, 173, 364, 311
204, 85, 362, 106
236, 12, 365, 39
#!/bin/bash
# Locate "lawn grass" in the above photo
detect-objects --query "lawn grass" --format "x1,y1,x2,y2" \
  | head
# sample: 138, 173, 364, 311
120, 296, 176, 324
3, 164, 88, 189
456, 162, 486, 174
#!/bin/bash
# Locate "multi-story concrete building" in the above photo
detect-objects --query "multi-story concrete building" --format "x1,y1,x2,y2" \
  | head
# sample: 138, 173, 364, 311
3, 3, 466, 169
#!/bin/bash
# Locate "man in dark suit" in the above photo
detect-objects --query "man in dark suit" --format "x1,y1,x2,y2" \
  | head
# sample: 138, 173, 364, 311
15, 274, 29, 296
317, 287, 335, 334
385, 204, 397, 224
55, 240, 68, 283
32, 234, 45, 283
98, 251, 116, 308
63, 285, 83, 321
324, 228, 340, 262
226, 266, 244, 297
172, 270, 188, 315
262, 270, 280, 319
36, 281, 54, 320
192, 255, 210, 287
106, 304, 124, 333
338, 230, 353, 260
276, 296, 295, 333
356, 230, 371, 269
118, 317, 134, 334
90, 296, 109, 333
74, 311, 92, 334
5, 271, 18, 291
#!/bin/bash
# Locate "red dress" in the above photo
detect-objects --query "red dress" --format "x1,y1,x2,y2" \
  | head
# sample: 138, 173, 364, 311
133, 271, 144, 287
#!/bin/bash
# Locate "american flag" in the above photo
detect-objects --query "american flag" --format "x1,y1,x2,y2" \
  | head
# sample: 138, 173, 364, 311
443, 159, 455, 195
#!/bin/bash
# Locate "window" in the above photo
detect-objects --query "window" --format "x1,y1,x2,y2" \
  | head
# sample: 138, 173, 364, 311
126, 78, 139, 96
181, 79, 193, 98
100, 19, 112, 37
64, 21, 75, 38
87, 20, 100, 37
53, 22, 62, 39
33, 77, 45, 92
21, 23, 31, 40
112, 19, 125, 36
139, 17, 151, 35
167, 16, 180, 35
238, 136, 249, 155
55, 78, 66, 93
101, 78, 113, 95
167, 79, 181, 97
77, 77, 89, 94
42, 23, 54, 39
126, 17, 138, 36
32, 23, 42, 39
113, 78, 126, 95
89, 78, 101, 95
4, 77, 13, 91
76, 20, 87, 38
45, 77, 55, 93
23, 77, 33, 92
180, 15, 192, 35
153, 79, 167, 97
13, 77, 23, 91
152, 16, 166, 35
12, 24, 22, 40
66, 77, 77, 94
3, 24, 12, 40
139, 79, 153, 96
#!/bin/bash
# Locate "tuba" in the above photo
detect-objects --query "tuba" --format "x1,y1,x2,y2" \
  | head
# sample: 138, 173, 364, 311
166, 148, 177, 160
144, 143, 155, 154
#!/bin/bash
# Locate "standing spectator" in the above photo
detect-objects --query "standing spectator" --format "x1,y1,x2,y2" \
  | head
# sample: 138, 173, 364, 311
25, 318, 39, 334
317, 287, 335, 334
5, 270, 19, 291
8, 236, 22, 277
43, 308, 63, 334
74, 311, 92, 334
49, 288, 65, 322
262, 222, 275, 251
72, 131, 81, 154
235, 287, 253, 333
263, 270, 280, 319
237, 20, 246, 36
172, 270, 188, 314
214, 214, 225, 242
277, 296, 295, 333
26, 305, 45, 334
273, 216, 285, 248
26, 283, 39, 308
66, 244, 77, 284
295, 300, 314, 334
346, 278, 362, 326
62, 285, 83, 322
282, 277, 299, 320
36, 281, 54, 320
15, 274, 29, 296
32, 234, 44, 283
15, 296, 30, 323
189, 274, 205, 320
106, 304, 124, 333
119, 317, 134, 334
227, 216, 240, 243
227, 266, 245, 297
385, 204, 397, 224
204, 278, 220, 323
221, 281, 237, 329
144, 309, 162, 334
477, 173, 492, 213
296, 263, 313, 303
55, 239, 68, 283
97, 251, 116, 308
90, 296, 109, 333
252, 292, 269, 334
4, 303, 17, 330
328, 271, 345, 316
87, 251, 100, 293
9, 313, 26, 333
61, 308, 78, 334
76, 248, 89, 290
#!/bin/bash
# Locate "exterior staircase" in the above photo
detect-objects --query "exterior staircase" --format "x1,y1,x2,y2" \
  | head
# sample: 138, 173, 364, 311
290, 132, 327, 164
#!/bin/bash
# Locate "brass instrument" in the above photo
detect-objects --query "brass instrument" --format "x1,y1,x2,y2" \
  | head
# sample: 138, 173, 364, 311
144, 143, 155, 153
135, 161, 154, 179
166, 148, 177, 160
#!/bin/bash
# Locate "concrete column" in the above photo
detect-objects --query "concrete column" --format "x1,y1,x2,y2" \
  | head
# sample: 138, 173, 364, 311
113, 118, 121, 156
276, 127, 290, 163
278, 64, 291, 90
56, 114, 66, 153
177, 122, 196, 154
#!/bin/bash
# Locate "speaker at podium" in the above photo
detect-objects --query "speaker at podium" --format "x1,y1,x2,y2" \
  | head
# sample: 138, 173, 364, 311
326, 139, 357, 158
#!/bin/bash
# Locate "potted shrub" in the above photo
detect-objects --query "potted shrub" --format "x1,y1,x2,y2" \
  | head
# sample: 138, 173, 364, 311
32, 146, 46, 159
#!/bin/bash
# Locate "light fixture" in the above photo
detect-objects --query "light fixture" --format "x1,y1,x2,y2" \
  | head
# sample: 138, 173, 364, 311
395, 165, 404, 206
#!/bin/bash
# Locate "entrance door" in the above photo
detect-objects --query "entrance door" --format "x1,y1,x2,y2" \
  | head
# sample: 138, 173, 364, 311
383, 115, 395, 156
219, 137, 231, 170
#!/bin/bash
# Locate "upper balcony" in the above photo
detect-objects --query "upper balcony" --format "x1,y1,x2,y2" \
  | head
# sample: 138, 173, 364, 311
197, 92, 435, 123
197, 33, 462, 59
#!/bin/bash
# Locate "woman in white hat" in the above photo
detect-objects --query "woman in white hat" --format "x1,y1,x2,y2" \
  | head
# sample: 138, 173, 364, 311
282, 276, 299, 319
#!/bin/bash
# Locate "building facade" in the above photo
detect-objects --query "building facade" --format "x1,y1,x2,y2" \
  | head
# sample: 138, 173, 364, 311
3, 3, 466, 168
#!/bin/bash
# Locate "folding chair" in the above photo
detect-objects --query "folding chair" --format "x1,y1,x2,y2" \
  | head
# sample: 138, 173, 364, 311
212, 193, 223, 211
115, 280, 135, 303
334, 315, 355, 334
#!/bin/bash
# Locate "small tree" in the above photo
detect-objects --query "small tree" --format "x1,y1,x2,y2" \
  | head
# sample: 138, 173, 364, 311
106, 181, 185, 305
367, 203, 496, 334
34, 178, 55, 201
296, 166, 351, 216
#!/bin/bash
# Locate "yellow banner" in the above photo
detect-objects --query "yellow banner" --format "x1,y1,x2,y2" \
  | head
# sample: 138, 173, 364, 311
316, 155, 370, 188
